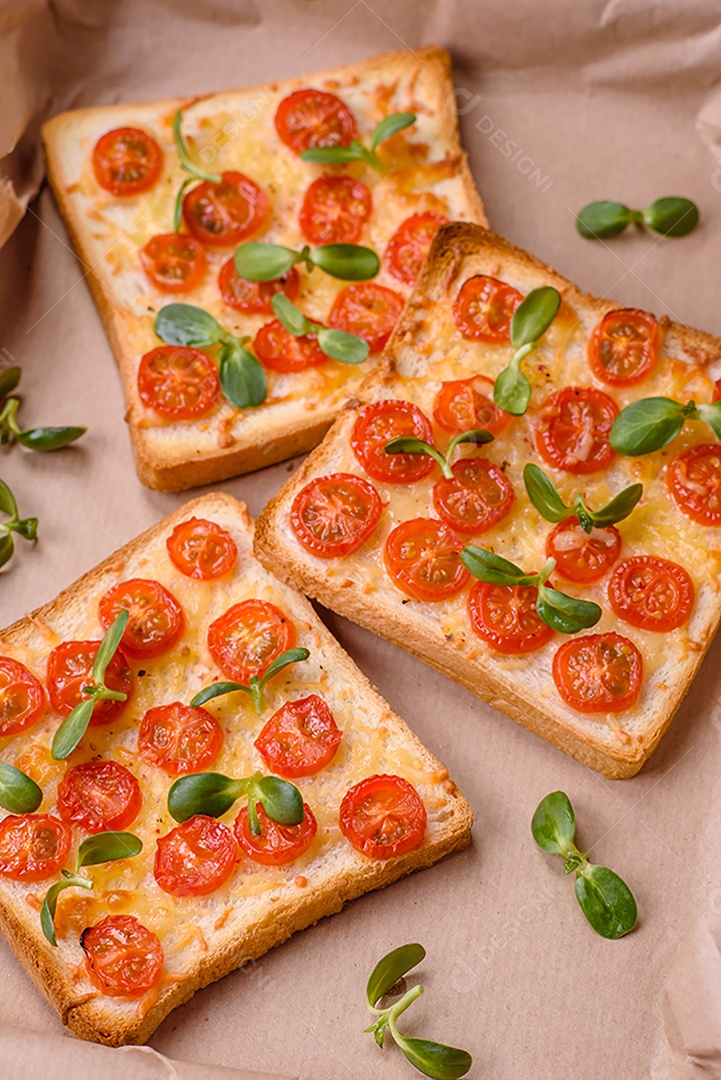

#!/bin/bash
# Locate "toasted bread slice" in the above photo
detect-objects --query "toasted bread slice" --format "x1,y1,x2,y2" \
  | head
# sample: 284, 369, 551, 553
0, 493, 472, 1045
254, 222, 721, 779
41, 47, 486, 491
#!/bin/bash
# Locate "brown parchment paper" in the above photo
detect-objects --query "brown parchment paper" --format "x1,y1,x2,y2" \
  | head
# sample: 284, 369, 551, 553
3, 1, 721, 1077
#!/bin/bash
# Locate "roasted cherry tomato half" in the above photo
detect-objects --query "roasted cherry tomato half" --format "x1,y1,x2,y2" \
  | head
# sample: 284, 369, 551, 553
218, 259, 299, 315
452, 275, 523, 342
385, 211, 449, 287
468, 580, 555, 655
290, 473, 382, 558
384, 518, 469, 602
137, 345, 220, 421
99, 578, 184, 659
339, 774, 426, 859
47, 641, 134, 726
0, 657, 46, 737
254, 695, 342, 778
139, 233, 207, 294
299, 175, 372, 246
328, 283, 404, 355
253, 320, 326, 374
183, 171, 267, 247
433, 375, 511, 438
552, 632, 643, 713
81, 915, 163, 997
588, 308, 658, 387
535, 387, 618, 475
208, 600, 296, 684
351, 399, 434, 485
138, 702, 223, 776
545, 517, 621, 584
57, 760, 142, 834
608, 555, 694, 632
166, 517, 238, 581
0, 814, 71, 882
92, 127, 164, 197
667, 444, 721, 526
234, 802, 317, 866
275, 88, 357, 155
433, 458, 515, 535
154, 815, 237, 897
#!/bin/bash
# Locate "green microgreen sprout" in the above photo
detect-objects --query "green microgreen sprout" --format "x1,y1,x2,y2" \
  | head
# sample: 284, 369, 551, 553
190, 647, 310, 714
0, 762, 42, 814
172, 110, 223, 231
0, 478, 38, 570
523, 463, 643, 534
271, 296, 369, 365
385, 428, 494, 479
300, 112, 416, 172
493, 286, 562, 415
233, 240, 380, 284
0, 367, 84, 453
167, 770, 304, 837
576, 197, 699, 240
610, 395, 721, 456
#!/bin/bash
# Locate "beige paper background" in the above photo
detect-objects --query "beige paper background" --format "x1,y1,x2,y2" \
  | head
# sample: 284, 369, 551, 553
2, 1, 721, 1076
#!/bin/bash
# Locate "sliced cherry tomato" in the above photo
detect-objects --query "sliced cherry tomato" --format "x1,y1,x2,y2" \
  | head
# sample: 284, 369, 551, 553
47, 641, 134, 726
328, 283, 404, 354
291, 473, 382, 558
299, 175, 372, 246
588, 308, 658, 386
275, 88, 357, 155
253, 320, 325, 374
254, 695, 342, 778
553, 632, 643, 713
137, 345, 219, 421
81, 915, 163, 997
92, 128, 163, 197
138, 702, 223, 776
433, 375, 511, 438
234, 802, 317, 866
139, 233, 207, 293
384, 518, 469, 602
351, 399, 434, 485
713, 378, 721, 403
433, 458, 515, 535
218, 259, 299, 315
99, 579, 184, 660
453, 276, 523, 342
154, 815, 237, 897
339, 774, 426, 859
667, 444, 721, 526
385, 211, 448, 287
0, 657, 46, 737
608, 555, 694, 632
536, 387, 618, 475
468, 580, 555, 655
0, 814, 71, 882
166, 517, 237, 581
208, 600, 296, 683
57, 760, 141, 834
183, 172, 267, 247
546, 517, 621, 583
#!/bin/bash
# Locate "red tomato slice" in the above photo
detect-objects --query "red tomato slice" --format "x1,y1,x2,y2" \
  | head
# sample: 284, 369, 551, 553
433, 375, 511, 438
433, 458, 515, 535
234, 802, 317, 866
0, 657, 46, 737
453, 276, 523, 342
137, 345, 219, 421
47, 641, 134, 726
588, 308, 658, 386
546, 517, 621, 584
138, 702, 223, 776
608, 555, 694, 632
351, 399, 435, 485
0, 814, 71, 882
92, 127, 163, 197
253, 320, 326, 374
328, 283, 404, 354
99, 579, 184, 659
468, 580, 555, 655
552, 632, 643, 713
385, 212, 449, 286
81, 915, 163, 997
139, 233, 207, 293
275, 88, 357, 155
299, 175, 372, 246
218, 259, 299, 315
57, 760, 141, 834
339, 774, 426, 859
714, 378, 721, 403
208, 600, 296, 683
291, 473, 382, 558
384, 518, 469, 602
154, 815, 237, 897
254, 695, 342, 778
182, 172, 267, 247
667, 444, 721, 525
166, 517, 237, 581
535, 387, 618, 475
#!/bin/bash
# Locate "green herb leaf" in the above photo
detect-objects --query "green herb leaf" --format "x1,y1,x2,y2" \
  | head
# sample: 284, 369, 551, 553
51, 697, 96, 761
309, 244, 380, 281
0, 479, 18, 519
446, 429, 494, 457
493, 353, 532, 416
0, 367, 21, 400
272, 294, 312, 337
168, 772, 247, 823
587, 483, 643, 528
173, 176, 194, 233
41, 872, 94, 946
460, 546, 528, 586
300, 143, 367, 166
190, 680, 247, 708
76, 831, 142, 868
523, 463, 571, 522
154, 304, 224, 348
510, 286, 561, 350
398, 1038, 472, 1080
642, 197, 699, 238
258, 648, 310, 690
219, 344, 267, 409
536, 584, 602, 634
610, 397, 689, 456
0, 762, 42, 814
0, 534, 14, 569
366, 943, 426, 1008
574, 863, 638, 939
92, 610, 129, 686
172, 110, 222, 184
694, 402, 721, 442
576, 201, 634, 239
9, 516, 38, 541
316, 328, 369, 364
370, 112, 416, 150
16, 426, 86, 451
531, 791, 577, 855
253, 775, 304, 826
234, 242, 300, 283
